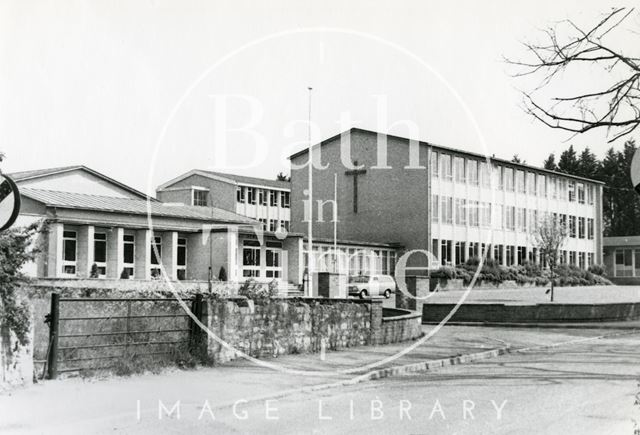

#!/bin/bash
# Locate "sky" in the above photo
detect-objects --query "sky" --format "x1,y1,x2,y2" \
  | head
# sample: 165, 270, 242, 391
1, 0, 638, 195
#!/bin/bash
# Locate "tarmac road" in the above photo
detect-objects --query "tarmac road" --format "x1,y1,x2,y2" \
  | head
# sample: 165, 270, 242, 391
2, 326, 638, 434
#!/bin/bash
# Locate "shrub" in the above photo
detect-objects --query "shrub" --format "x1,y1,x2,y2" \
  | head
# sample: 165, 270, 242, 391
120, 268, 130, 279
238, 279, 279, 300
218, 266, 227, 281
588, 263, 606, 276
90, 263, 99, 278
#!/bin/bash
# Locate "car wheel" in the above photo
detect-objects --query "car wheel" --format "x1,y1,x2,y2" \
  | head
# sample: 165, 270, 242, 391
384, 289, 391, 299
359, 289, 368, 299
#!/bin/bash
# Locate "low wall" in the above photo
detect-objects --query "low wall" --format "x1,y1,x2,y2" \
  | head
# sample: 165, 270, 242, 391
0, 316, 34, 391
381, 308, 423, 343
27, 278, 237, 295
207, 298, 382, 364
433, 279, 542, 291
422, 302, 640, 324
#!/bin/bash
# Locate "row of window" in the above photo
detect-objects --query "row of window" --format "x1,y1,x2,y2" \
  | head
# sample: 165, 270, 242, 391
62, 230, 188, 279
236, 186, 290, 208
257, 219, 290, 232
431, 152, 596, 204
434, 239, 594, 269
613, 248, 640, 277
431, 195, 595, 239
307, 246, 398, 277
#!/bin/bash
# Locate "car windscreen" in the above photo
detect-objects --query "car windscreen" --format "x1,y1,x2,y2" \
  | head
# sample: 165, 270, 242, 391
348, 276, 369, 283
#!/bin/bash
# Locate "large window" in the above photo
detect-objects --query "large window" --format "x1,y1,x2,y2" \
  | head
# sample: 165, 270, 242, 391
123, 234, 135, 278
258, 189, 267, 206
431, 194, 439, 222
504, 167, 514, 191
440, 240, 452, 265
193, 189, 208, 206
454, 157, 466, 183
242, 241, 261, 277
516, 170, 525, 193
569, 216, 577, 238
455, 198, 467, 225
568, 181, 576, 202
454, 242, 465, 265
62, 230, 77, 276
441, 196, 453, 224
587, 185, 594, 205
236, 187, 245, 203
505, 206, 515, 230
467, 160, 478, 185
93, 232, 107, 277
587, 218, 594, 240
549, 177, 557, 199
577, 183, 585, 204
440, 154, 452, 179
265, 243, 283, 278
494, 204, 503, 229
615, 249, 633, 277
480, 162, 490, 187
516, 207, 526, 232
537, 175, 546, 197
481, 202, 491, 227
526, 172, 535, 195
247, 187, 256, 205
150, 236, 162, 278
280, 191, 290, 208
469, 200, 479, 227
177, 237, 187, 280
578, 217, 585, 239
269, 190, 278, 207
430, 151, 439, 178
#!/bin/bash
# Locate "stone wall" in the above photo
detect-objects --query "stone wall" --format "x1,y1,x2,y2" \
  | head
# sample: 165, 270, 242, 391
0, 314, 34, 391
380, 308, 423, 344
206, 298, 382, 364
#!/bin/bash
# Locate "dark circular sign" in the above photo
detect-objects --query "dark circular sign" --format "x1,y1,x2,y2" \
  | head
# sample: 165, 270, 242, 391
0, 174, 21, 231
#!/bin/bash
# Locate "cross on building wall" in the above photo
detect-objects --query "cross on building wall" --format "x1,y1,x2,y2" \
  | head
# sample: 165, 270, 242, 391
345, 161, 367, 213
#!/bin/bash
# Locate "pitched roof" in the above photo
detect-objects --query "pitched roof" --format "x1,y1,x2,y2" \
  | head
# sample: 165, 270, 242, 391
7, 165, 154, 200
20, 188, 256, 224
157, 169, 290, 191
288, 127, 605, 185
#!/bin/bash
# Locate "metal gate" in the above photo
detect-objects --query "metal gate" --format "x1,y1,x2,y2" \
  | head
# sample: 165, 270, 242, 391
45, 293, 206, 379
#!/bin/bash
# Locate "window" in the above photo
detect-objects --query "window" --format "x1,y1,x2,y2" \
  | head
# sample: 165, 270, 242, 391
517, 246, 527, 265
587, 185, 594, 205
587, 218, 594, 240
62, 230, 77, 275
269, 219, 277, 232
516, 207, 526, 232
516, 170, 525, 193
177, 238, 187, 280
577, 183, 585, 204
455, 242, 465, 265
468, 160, 479, 185
569, 251, 576, 266
494, 244, 504, 264
150, 236, 162, 277
568, 181, 576, 202
588, 253, 594, 268
537, 174, 546, 197
236, 187, 245, 203
526, 172, 535, 195
258, 218, 267, 230
549, 177, 557, 199
247, 187, 256, 205
480, 162, 490, 187
123, 234, 135, 278
265, 242, 283, 278
506, 245, 514, 266
93, 232, 107, 277
257, 189, 267, 206
242, 241, 261, 277
530, 209, 539, 230
455, 198, 467, 225
615, 249, 633, 277
279, 220, 290, 232
469, 200, 479, 227
578, 252, 586, 269
569, 216, 576, 238
467, 242, 479, 260
559, 214, 567, 232
496, 166, 504, 190
558, 178, 567, 200
440, 240, 452, 265
280, 191, 290, 208
481, 202, 491, 227
578, 217, 585, 239
441, 196, 453, 224
269, 190, 278, 207
440, 154, 452, 179
454, 157, 466, 183
193, 189, 208, 206
504, 167, 514, 191
431, 195, 439, 222
505, 206, 515, 230
430, 151, 439, 178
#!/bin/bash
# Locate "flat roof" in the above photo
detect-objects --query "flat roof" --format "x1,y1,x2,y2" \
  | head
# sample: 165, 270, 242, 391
288, 127, 605, 185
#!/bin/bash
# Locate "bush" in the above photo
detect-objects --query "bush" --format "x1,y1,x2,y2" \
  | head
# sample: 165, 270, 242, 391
90, 263, 99, 278
588, 264, 606, 276
218, 266, 227, 282
120, 268, 130, 279
238, 279, 279, 300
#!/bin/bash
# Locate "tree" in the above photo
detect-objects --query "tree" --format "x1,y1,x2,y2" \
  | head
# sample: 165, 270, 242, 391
276, 172, 291, 182
0, 222, 40, 345
543, 153, 558, 170
511, 155, 525, 164
577, 147, 600, 179
531, 214, 568, 302
507, 7, 640, 142
557, 145, 580, 174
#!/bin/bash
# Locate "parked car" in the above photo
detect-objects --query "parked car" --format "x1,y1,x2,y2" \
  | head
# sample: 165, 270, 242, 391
348, 274, 396, 299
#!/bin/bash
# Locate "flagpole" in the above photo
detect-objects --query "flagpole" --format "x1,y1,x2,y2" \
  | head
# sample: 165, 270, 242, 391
307, 86, 313, 297
333, 172, 338, 271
